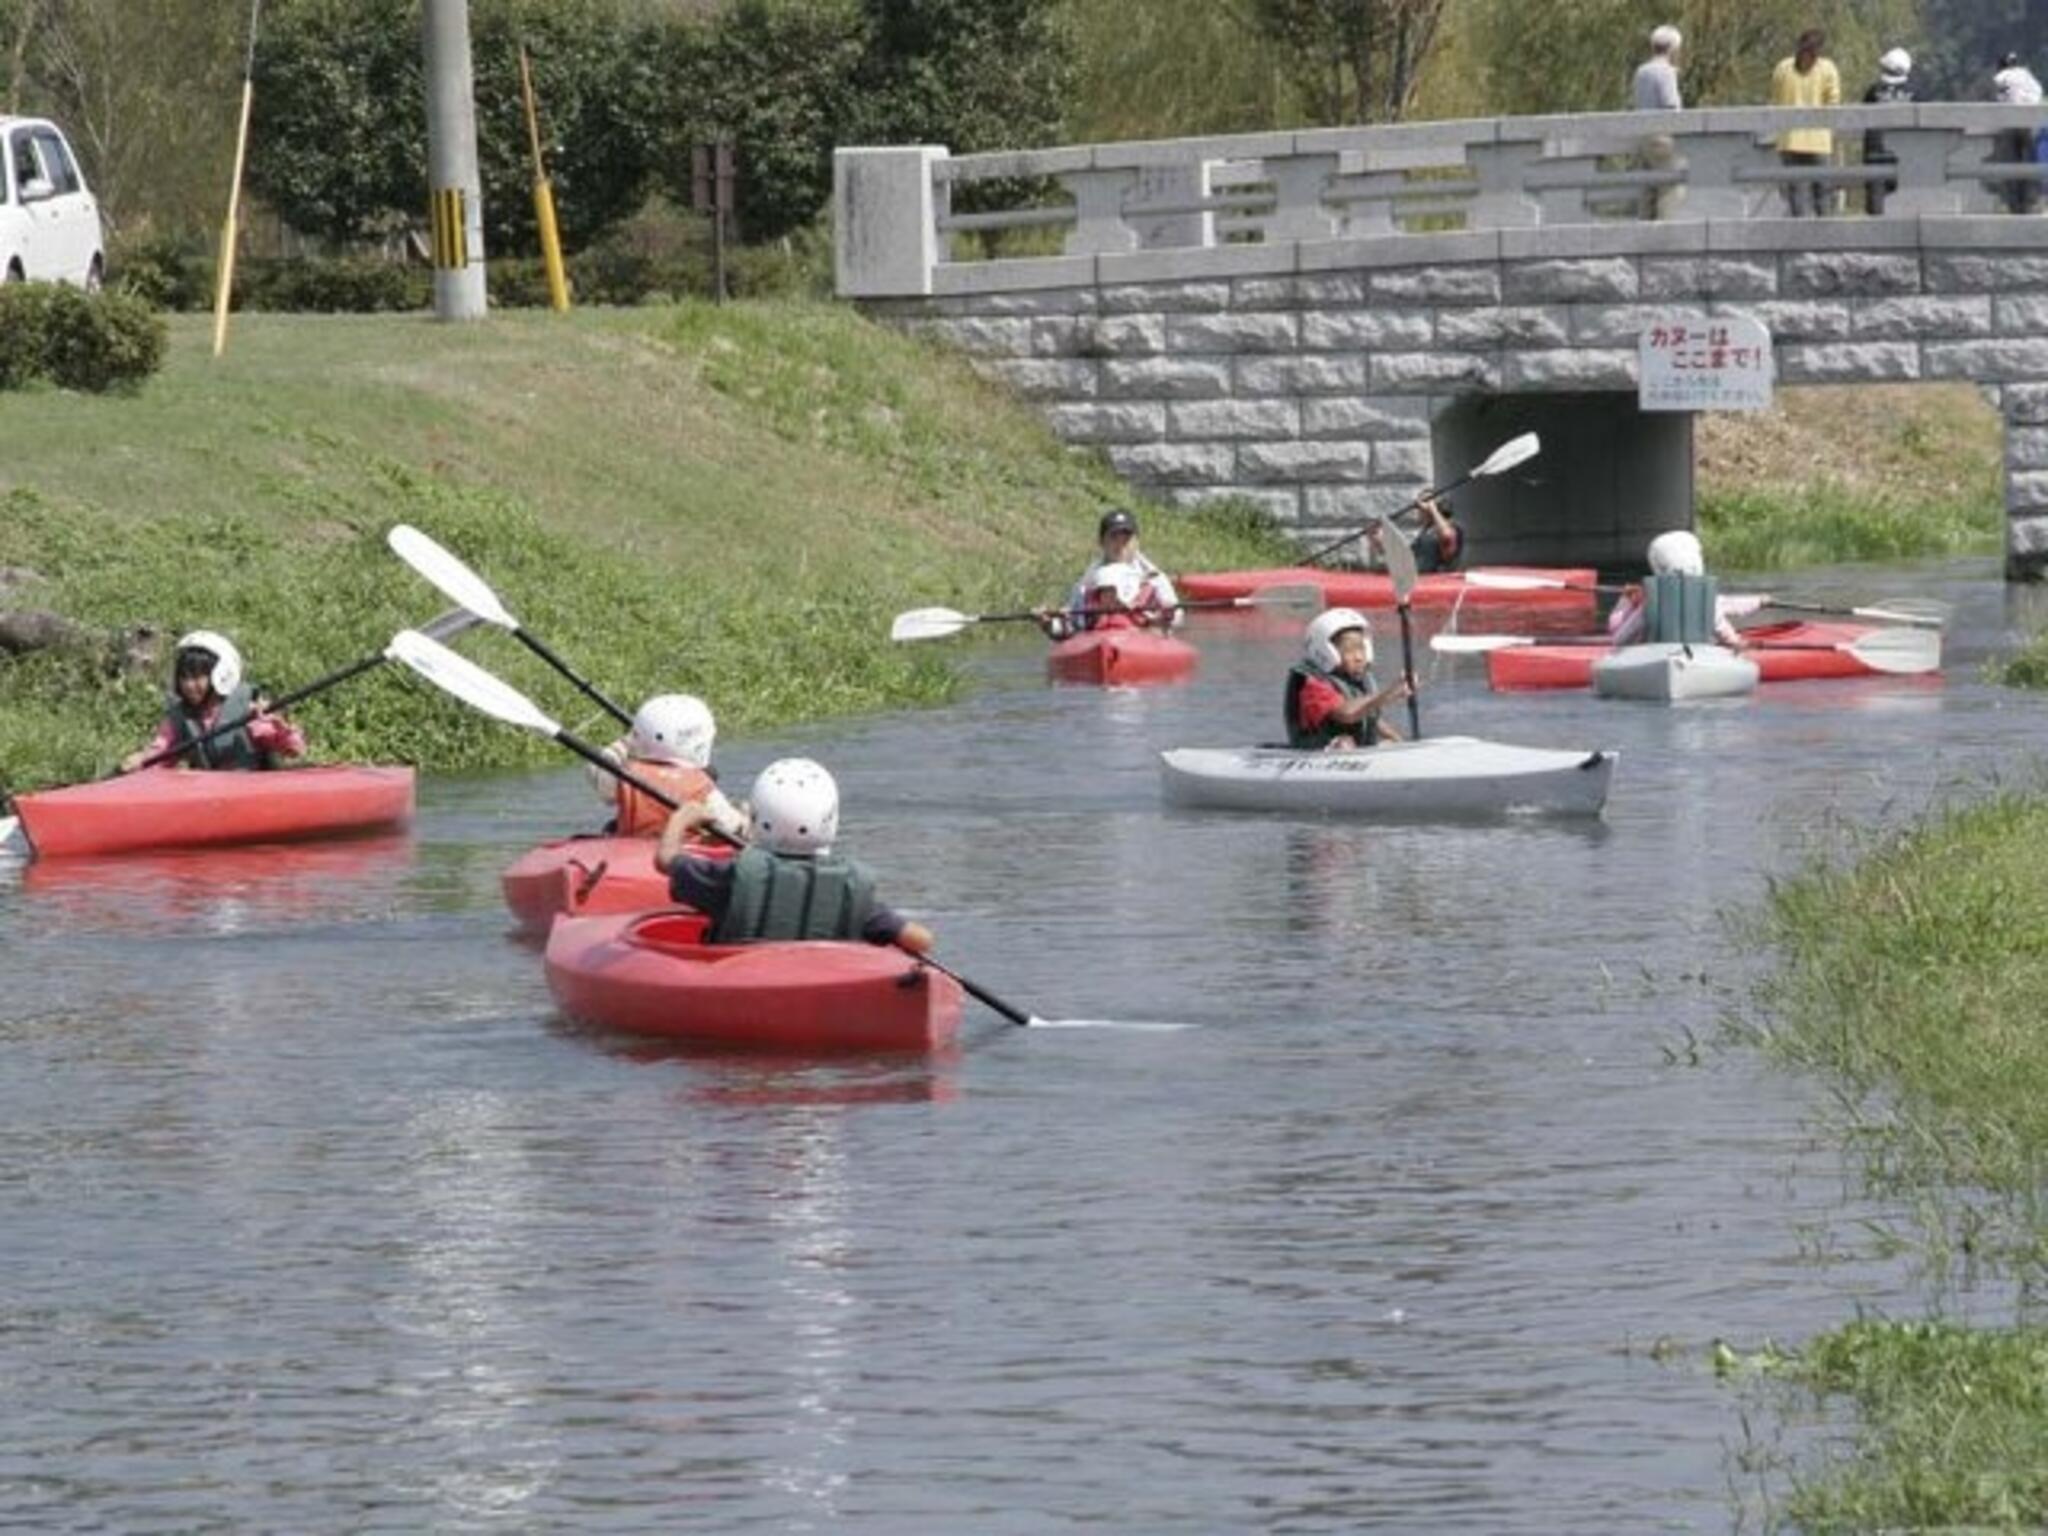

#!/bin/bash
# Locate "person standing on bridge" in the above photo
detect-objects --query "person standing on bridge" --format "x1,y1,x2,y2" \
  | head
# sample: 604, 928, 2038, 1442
1993, 52, 2044, 214
1861, 49, 1917, 216
1632, 25, 1685, 220
1771, 30, 1842, 217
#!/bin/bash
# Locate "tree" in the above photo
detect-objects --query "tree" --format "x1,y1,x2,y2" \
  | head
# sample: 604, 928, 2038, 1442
656, 0, 870, 244
250, 0, 660, 253
1913, 0, 2046, 102
853, 0, 1072, 153
1247, 0, 1448, 124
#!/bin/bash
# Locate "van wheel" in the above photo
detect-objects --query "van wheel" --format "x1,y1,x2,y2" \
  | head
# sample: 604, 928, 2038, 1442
85, 256, 103, 293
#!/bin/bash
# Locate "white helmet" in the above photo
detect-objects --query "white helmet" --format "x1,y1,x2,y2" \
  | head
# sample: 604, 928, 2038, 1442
174, 630, 243, 695
627, 693, 716, 767
1304, 607, 1372, 672
750, 757, 839, 856
1646, 530, 1705, 576
1879, 48, 1911, 80
1089, 561, 1144, 606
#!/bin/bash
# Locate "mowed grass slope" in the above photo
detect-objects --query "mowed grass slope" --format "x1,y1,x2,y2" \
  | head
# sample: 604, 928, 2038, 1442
0, 306, 1288, 791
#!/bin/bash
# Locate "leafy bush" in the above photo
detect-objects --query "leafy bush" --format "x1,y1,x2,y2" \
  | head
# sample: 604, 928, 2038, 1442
0, 285, 167, 392
236, 258, 429, 313
111, 233, 215, 312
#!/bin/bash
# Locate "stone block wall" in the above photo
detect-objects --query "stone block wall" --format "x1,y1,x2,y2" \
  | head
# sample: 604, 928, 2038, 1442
865, 226, 2048, 577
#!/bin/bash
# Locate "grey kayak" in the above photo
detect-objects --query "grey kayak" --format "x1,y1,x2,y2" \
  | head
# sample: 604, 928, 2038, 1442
1592, 642, 1758, 702
1159, 737, 1617, 818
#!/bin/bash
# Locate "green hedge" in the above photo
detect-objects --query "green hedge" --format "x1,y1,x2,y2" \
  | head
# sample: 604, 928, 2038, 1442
0, 284, 167, 392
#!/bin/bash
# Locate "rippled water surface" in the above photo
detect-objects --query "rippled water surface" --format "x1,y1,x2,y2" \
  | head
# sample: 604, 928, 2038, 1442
5, 561, 2047, 1532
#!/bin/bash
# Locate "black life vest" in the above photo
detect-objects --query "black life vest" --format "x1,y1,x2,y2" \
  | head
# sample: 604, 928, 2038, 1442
161, 684, 266, 771
1283, 661, 1382, 750
710, 846, 879, 945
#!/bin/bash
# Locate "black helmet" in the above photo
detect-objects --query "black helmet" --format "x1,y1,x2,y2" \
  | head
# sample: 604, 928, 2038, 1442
1098, 508, 1138, 539
2001, 51, 2024, 69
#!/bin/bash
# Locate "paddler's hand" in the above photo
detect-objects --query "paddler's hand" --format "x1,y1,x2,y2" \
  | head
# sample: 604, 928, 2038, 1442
654, 803, 714, 873
118, 749, 148, 774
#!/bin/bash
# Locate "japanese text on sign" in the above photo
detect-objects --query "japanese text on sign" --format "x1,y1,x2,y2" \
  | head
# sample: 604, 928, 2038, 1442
1637, 314, 1773, 412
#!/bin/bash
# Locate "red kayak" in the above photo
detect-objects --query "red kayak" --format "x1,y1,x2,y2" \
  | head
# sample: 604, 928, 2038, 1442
1484, 621, 1902, 692
11, 764, 414, 858
1046, 629, 1198, 686
501, 834, 733, 939
545, 909, 965, 1053
1181, 566, 1598, 611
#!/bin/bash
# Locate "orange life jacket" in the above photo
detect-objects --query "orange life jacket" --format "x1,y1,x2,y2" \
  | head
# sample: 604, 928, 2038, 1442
613, 760, 717, 837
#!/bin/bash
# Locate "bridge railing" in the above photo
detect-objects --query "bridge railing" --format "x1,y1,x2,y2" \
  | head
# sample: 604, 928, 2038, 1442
834, 105, 2048, 297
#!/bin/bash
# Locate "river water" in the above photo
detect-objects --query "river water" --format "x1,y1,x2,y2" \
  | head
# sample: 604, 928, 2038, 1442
3, 561, 2046, 1533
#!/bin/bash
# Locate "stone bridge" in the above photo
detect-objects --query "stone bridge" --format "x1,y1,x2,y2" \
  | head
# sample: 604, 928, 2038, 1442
834, 104, 2048, 577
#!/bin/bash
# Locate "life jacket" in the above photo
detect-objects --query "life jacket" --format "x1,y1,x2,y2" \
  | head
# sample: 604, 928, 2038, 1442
1283, 661, 1382, 750
1643, 573, 1719, 646
1412, 522, 1462, 574
612, 760, 717, 838
710, 845, 878, 945
161, 685, 265, 771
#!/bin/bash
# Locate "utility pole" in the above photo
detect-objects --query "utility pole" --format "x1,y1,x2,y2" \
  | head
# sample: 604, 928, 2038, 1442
423, 0, 486, 320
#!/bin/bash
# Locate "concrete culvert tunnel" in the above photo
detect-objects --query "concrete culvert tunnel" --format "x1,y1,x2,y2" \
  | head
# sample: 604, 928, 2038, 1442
1431, 395, 1695, 573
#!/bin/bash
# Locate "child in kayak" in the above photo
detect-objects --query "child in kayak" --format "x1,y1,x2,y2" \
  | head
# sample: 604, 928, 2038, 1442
119, 630, 305, 773
1035, 561, 1177, 640
1366, 494, 1464, 573
1285, 608, 1413, 750
587, 693, 747, 838
1065, 508, 1182, 624
1607, 531, 1768, 647
655, 758, 935, 953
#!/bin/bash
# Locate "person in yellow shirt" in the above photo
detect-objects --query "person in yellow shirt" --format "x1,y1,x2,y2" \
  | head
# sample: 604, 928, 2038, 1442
1770, 30, 1842, 216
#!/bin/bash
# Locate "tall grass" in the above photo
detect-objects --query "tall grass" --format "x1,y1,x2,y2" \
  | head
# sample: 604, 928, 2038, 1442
1700, 482, 2001, 572
1739, 790, 2048, 1527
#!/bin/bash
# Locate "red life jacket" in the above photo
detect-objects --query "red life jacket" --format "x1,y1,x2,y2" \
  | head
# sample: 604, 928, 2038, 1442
614, 760, 717, 837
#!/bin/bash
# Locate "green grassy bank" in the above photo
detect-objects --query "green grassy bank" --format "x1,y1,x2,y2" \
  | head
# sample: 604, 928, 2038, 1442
1741, 792, 2048, 1528
1697, 383, 2004, 572
0, 305, 1288, 793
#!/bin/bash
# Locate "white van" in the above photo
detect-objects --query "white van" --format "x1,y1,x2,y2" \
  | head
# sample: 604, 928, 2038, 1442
0, 116, 103, 289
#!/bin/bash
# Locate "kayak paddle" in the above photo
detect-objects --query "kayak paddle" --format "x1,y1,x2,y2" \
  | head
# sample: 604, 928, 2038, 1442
1380, 513, 1423, 740
1298, 431, 1541, 568
889, 583, 1320, 644
1743, 625, 1943, 675
388, 629, 1176, 1032
1433, 626, 1940, 675
387, 524, 635, 727
1460, 570, 1949, 630
127, 605, 483, 775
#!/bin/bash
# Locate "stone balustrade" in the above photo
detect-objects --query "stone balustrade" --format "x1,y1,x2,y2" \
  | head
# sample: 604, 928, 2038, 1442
835, 107, 2048, 578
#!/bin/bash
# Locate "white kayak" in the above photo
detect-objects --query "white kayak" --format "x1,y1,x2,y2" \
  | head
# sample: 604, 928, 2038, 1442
1159, 736, 1617, 818
1592, 642, 1759, 703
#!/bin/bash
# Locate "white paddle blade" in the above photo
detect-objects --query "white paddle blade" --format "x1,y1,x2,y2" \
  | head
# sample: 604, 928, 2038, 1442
1852, 599, 1950, 630
1239, 582, 1323, 610
889, 607, 975, 643
388, 629, 563, 737
1461, 569, 1572, 592
1429, 634, 1534, 653
1378, 513, 1420, 601
0, 816, 22, 859
1474, 431, 1541, 478
387, 525, 518, 630
1847, 626, 1943, 675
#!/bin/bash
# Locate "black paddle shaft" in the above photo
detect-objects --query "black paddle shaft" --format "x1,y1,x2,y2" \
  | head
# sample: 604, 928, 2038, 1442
513, 627, 633, 729
1396, 604, 1421, 740
1300, 471, 1476, 569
